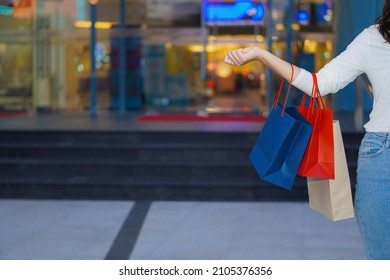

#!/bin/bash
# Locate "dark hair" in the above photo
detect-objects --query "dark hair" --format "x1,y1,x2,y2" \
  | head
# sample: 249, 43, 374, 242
376, 0, 390, 43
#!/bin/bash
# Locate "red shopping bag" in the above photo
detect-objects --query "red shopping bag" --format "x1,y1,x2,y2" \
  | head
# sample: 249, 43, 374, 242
297, 73, 334, 179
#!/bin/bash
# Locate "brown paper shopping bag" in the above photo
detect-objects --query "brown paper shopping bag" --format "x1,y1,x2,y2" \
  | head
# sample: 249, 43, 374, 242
307, 120, 354, 221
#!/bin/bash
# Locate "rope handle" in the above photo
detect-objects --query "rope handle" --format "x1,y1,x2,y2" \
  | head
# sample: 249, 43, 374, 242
299, 72, 325, 114
312, 72, 325, 109
274, 63, 294, 116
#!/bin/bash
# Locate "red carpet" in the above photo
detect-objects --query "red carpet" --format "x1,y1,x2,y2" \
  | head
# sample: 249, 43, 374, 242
135, 113, 266, 122
0, 112, 24, 118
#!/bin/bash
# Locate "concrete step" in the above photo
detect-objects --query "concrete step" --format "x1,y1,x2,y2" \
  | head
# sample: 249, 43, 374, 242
0, 129, 363, 201
0, 176, 309, 201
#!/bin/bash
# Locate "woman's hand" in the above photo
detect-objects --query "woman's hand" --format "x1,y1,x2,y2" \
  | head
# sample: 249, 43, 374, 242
224, 47, 262, 66
225, 46, 301, 85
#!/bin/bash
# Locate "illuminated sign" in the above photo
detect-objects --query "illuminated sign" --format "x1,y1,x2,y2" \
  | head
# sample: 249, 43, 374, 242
0, 5, 13, 16
297, 2, 332, 26
206, 1, 265, 26
297, 11, 309, 25
316, 2, 332, 24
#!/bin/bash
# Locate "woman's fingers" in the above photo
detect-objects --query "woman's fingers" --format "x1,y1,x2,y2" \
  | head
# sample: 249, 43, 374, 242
225, 51, 238, 65
226, 50, 239, 65
230, 50, 241, 66
224, 52, 234, 65
232, 49, 245, 65
225, 49, 245, 66
225, 47, 258, 66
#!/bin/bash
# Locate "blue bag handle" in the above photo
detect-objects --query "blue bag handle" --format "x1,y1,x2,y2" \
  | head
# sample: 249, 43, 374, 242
274, 63, 294, 116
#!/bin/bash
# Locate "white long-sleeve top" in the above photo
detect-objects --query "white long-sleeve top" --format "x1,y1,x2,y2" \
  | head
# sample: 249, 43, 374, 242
292, 25, 390, 133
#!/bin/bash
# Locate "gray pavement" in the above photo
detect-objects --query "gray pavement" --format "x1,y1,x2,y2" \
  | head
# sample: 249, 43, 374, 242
0, 199, 366, 260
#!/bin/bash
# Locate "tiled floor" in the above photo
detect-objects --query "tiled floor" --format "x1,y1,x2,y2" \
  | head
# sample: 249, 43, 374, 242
0, 199, 366, 260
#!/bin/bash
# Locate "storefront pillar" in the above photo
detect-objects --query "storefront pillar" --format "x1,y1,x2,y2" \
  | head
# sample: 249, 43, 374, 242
37, 0, 44, 15
89, 1, 97, 117
119, 0, 126, 113
285, 0, 295, 106
266, 0, 274, 111
200, 0, 207, 82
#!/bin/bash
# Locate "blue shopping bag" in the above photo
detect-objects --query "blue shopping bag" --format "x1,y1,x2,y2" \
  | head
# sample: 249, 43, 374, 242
249, 65, 312, 190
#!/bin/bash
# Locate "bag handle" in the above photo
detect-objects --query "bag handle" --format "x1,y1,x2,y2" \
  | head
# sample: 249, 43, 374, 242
274, 63, 294, 116
312, 72, 325, 109
299, 72, 325, 114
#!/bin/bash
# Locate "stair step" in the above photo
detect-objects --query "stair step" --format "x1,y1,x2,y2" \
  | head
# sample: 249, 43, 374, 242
0, 176, 309, 201
0, 129, 363, 201
0, 143, 254, 149
0, 131, 259, 145
0, 164, 260, 181
0, 145, 252, 161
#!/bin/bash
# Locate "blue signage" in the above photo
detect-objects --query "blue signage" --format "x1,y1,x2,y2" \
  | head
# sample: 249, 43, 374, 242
316, 2, 332, 24
206, 1, 265, 24
0, 5, 13, 16
296, 11, 310, 24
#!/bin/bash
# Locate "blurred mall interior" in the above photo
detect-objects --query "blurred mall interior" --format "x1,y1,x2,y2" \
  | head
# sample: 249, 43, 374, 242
0, 0, 381, 116
0, 1, 382, 260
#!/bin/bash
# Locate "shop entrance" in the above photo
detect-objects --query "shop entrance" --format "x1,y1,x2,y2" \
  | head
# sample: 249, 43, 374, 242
195, 40, 268, 116
141, 39, 268, 117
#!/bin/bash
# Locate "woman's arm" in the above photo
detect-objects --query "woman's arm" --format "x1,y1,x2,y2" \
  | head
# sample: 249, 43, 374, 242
225, 47, 302, 82
225, 26, 369, 96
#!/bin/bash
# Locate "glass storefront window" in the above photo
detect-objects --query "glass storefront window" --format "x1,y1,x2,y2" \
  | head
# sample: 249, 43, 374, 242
0, 10, 33, 112
0, 0, 336, 114
0, 43, 32, 111
70, 40, 111, 111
